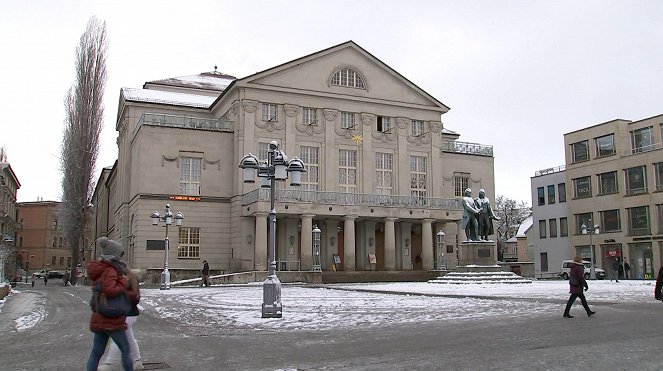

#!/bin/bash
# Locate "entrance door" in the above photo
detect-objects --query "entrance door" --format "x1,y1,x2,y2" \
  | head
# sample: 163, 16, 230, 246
376, 228, 385, 270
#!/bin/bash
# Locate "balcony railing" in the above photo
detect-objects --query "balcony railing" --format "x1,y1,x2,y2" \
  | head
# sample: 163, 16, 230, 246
242, 189, 462, 210
535, 165, 566, 177
441, 141, 493, 157
624, 142, 662, 156
136, 113, 233, 137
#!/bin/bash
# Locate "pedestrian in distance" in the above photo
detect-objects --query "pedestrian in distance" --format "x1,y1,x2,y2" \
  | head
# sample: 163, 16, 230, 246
98, 268, 143, 370
86, 237, 137, 371
655, 265, 663, 301
43, 274, 48, 286
563, 255, 596, 318
31, 273, 35, 287
624, 261, 631, 279
63, 270, 70, 286
611, 258, 620, 282
201, 260, 210, 287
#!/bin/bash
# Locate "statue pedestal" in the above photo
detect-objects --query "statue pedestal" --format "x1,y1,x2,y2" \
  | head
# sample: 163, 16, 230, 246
458, 241, 497, 267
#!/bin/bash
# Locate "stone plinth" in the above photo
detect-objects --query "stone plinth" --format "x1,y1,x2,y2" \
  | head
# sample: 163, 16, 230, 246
458, 241, 497, 266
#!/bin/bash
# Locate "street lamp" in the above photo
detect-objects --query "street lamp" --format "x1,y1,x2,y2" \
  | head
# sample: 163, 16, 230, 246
581, 219, 600, 280
239, 140, 305, 318
151, 204, 184, 290
436, 230, 446, 270
312, 225, 321, 272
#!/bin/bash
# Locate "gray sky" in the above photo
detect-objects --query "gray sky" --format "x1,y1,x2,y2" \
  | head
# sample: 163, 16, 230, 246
1, 0, 662, 204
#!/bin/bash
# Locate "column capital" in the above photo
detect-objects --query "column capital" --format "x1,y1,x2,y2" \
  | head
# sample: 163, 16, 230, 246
301, 213, 316, 219
344, 215, 358, 221
385, 217, 398, 222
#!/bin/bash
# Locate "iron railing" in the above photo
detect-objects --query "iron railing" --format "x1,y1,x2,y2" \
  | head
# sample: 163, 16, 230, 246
135, 113, 233, 137
441, 140, 493, 157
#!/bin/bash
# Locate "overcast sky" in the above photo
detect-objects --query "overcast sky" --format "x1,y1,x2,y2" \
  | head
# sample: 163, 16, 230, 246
1, 1, 662, 204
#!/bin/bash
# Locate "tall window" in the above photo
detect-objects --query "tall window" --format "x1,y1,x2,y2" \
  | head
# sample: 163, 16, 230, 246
654, 162, 663, 192
631, 126, 653, 153
340, 112, 355, 129
600, 209, 621, 232
573, 176, 591, 198
560, 217, 568, 237
657, 204, 663, 234
549, 219, 558, 238
261, 103, 278, 122
258, 142, 270, 162
180, 157, 202, 195
177, 227, 200, 258
377, 116, 391, 133
338, 149, 357, 193
575, 213, 593, 234
410, 155, 427, 200
537, 187, 545, 206
598, 171, 618, 195
595, 134, 615, 157
547, 185, 556, 204
539, 220, 547, 238
454, 173, 470, 197
331, 68, 365, 89
51, 256, 56, 266
627, 206, 650, 236
411, 120, 425, 136
540, 253, 549, 272
300, 146, 319, 191
558, 183, 567, 203
571, 140, 589, 162
625, 166, 647, 195
375, 152, 393, 195
302, 107, 318, 126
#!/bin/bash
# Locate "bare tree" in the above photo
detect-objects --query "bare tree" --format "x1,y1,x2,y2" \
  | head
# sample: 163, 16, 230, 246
60, 17, 108, 278
494, 196, 531, 261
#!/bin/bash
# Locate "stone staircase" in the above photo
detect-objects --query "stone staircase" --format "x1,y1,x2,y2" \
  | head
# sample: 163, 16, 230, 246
428, 271, 532, 284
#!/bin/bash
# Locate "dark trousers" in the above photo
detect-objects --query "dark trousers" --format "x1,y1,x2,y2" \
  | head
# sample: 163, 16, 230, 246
564, 293, 591, 315
201, 274, 210, 287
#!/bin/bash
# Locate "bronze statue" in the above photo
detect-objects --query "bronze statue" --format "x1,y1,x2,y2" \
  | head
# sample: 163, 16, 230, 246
461, 188, 481, 241
475, 189, 500, 241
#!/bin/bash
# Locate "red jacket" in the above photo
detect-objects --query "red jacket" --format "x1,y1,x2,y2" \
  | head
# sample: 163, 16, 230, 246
569, 262, 588, 294
87, 260, 136, 332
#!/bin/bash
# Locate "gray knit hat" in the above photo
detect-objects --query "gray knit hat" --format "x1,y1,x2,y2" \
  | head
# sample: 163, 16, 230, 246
98, 237, 124, 258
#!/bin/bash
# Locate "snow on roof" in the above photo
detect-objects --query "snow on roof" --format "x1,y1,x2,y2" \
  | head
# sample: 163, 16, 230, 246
147, 72, 236, 91
442, 127, 458, 135
516, 216, 533, 237
122, 87, 217, 108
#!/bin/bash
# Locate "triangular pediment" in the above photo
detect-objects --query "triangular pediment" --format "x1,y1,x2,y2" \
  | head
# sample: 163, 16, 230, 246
235, 41, 449, 111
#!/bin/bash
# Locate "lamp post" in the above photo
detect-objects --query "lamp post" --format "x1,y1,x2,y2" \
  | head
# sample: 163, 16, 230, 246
151, 204, 184, 290
581, 219, 600, 280
312, 225, 321, 272
436, 230, 446, 270
239, 140, 305, 318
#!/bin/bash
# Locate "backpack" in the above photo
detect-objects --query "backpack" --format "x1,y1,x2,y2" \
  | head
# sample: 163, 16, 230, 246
90, 268, 131, 318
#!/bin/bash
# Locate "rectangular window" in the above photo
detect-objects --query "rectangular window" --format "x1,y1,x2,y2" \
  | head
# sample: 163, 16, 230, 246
571, 140, 589, 162
51, 256, 56, 266
573, 176, 592, 198
657, 204, 663, 234
58, 237, 63, 248
411, 120, 425, 136
338, 149, 357, 193
375, 152, 393, 195
537, 187, 545, 206
67, 257, 72, 268
560, 217, 568, 237
654, 162, 663, 192
410, 155, 427, 201
600, 209, 621, 232
302, 107, 318, 126
540, 253, 549, 272
625, 166, 647, 195
300, 146, 319, 191
547, 185, 556, 204
177, 227, 200, 259
539, 220, 547, 238
180, 157, 202, 196
575, 213, 593, 234
549, 219, 558, 238
454, 173, 469, 197
340, 112, 355, 129
631, 126, 653, 153
59, 256, 64, 266
598, 171, 618, 195
261, 103, 278, 122
558, 183, 566, 203
595, 134, 615, 157
627, 206, 650, 236
258, 142, 270, 163
377, 116, 392, 133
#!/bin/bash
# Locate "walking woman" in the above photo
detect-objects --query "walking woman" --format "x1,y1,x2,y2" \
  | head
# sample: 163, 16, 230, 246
563, 255, 596, 318
86, 237, 136, 371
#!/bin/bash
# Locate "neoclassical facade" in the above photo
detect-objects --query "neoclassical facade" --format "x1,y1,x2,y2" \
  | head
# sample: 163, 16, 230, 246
94, 41, 495, 276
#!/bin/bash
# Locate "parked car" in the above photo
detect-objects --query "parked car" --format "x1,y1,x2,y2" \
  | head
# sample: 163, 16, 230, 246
33, 269, 49, 279
34, 269, 65, 279
47, 270, 65, 279
560, 260, 605, 280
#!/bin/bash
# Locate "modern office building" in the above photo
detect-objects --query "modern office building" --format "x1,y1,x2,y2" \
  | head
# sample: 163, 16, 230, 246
93, 41, 497, 279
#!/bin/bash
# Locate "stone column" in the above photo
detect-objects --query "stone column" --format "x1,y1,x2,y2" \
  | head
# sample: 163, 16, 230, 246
254, 213, 268, 271
300, 214, 315, 270
384, 218, 397, 271
422, 219, 434, 270
344, 215, 357, 271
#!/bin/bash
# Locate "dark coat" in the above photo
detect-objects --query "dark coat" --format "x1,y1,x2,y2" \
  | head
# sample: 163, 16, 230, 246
655, 266, 663, 301
202, 261, 210, 275
569, 262, 588, 294
87, 259, 136, 332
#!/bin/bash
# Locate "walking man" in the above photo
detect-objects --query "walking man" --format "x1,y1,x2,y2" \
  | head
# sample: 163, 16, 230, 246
201, 260, 210, 287
611, 258, 620, 282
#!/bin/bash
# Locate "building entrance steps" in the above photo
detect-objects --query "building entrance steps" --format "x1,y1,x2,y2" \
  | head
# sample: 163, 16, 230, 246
429, 271, 532, 284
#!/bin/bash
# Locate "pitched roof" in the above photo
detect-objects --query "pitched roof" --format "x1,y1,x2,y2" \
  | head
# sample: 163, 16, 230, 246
121, 87, 217, 108
145, 71, 236, 92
